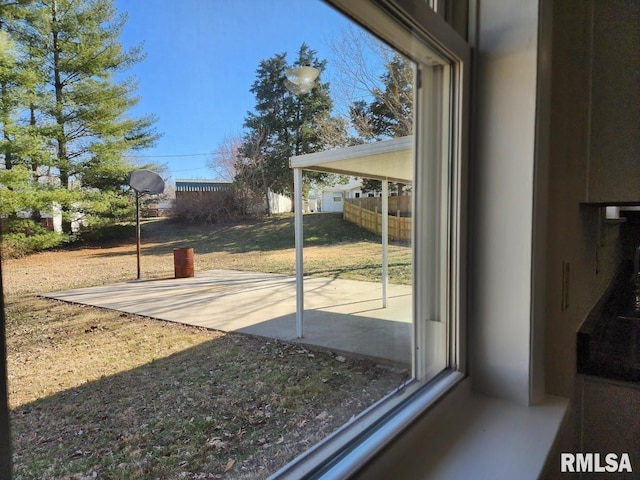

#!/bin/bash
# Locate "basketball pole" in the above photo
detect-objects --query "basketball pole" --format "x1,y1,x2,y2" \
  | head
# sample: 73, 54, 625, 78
129, 169, 164, 281
136, 191, 141, 280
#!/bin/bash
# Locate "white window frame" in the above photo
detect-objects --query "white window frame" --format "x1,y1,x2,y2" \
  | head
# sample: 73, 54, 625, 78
271, 0, 469, 478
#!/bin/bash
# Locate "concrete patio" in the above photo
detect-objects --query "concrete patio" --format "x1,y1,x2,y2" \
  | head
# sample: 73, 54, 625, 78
43, 269, 412, 366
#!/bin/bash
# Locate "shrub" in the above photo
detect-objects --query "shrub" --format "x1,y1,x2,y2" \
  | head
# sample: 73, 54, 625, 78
74, 222, 136, 244
2, 218, 51, 236
172, 191, 243, 224
1, 232, 68, 259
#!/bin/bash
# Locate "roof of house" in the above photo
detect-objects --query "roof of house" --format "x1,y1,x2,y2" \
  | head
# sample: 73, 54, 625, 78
319, 178, 363, 193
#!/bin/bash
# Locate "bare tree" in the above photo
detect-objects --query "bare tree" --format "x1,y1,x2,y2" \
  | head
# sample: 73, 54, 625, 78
329, 25, 414, 140
235, 126, 272, 215
330, 25, 414, 195
329, 25, 389, 115
209, 134, 242, 181
314, 113, 352, 148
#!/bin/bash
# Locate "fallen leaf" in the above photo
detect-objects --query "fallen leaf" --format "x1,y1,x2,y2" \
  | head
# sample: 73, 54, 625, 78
207, 437, 226, 450
224, 459, 236, 472
315, 411, 329, 420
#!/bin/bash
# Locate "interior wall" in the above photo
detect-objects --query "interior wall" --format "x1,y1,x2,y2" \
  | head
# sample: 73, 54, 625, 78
544, 0, 622, 400
469, 0, 539, 404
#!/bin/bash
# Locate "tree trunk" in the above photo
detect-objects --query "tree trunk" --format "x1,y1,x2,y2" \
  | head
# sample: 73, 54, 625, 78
59, 168, 71, 232
52, 0, 72, 233
1, 82, 14, 170
290, 181, 296, 213
263, 188, 271, 216
260, 158, 271, 216
28, 103, 43, 224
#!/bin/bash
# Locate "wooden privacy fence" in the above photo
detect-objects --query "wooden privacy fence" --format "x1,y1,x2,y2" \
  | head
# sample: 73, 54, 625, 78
344, 198, 412, 241
349, 196, 412, 214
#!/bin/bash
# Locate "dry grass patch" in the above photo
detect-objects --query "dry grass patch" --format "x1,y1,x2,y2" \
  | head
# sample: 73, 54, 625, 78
3, 215, 410, 298
5, 214, 411, 478
6, 297, 217, 408
8, 297, 406, 479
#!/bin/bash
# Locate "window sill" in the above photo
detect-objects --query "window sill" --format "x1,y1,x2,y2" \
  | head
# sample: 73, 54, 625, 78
350, 379, 569, 480
273, 373, 568, 479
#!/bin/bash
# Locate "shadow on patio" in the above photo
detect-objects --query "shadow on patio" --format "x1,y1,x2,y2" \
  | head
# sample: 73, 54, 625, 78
43, 269, 412, 367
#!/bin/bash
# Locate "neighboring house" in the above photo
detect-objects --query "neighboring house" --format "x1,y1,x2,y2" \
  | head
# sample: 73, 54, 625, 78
314, 177, 378, 213
15, 202, 87, 234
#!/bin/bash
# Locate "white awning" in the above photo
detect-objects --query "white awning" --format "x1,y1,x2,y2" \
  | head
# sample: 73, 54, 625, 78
289, 135, 413, 184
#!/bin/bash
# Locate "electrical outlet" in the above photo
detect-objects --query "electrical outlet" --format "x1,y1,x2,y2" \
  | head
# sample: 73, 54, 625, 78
561, 261, 570, 311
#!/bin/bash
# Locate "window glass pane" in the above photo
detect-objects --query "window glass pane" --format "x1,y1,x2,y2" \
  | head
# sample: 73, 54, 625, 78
3, 1, 454, 478
415, 60, 453, 381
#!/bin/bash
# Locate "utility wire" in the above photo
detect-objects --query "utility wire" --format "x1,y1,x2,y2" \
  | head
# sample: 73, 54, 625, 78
168, 166, 211, 173
123, 152, 212, 158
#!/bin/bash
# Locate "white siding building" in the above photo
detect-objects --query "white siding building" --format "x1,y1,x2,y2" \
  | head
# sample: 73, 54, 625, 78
314, 178, 378, 213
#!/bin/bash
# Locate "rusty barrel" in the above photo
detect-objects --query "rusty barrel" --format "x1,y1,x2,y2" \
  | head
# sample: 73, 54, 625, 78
173, 248, 194, 278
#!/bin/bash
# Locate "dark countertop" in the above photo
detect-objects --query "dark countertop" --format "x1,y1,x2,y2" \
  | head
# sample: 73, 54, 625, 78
578, 265, 640, 383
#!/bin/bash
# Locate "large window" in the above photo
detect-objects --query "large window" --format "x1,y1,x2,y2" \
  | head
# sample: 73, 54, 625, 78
279, 0, 469, 476
2, 1, 468, 479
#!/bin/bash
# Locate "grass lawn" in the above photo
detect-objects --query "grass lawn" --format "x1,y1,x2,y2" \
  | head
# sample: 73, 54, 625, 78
4, 214, 411, 479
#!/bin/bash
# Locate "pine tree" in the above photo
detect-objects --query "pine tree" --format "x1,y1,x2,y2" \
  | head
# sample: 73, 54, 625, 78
239, 43, 341, 212
1, 1, 38, 171
0, 2, 57, 224
17, 0, 159, 233
349, 53, 414, 194
0, 23, 26, 172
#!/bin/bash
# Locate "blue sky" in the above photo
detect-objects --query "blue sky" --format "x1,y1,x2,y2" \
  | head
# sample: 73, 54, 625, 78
113, 0, 359, 181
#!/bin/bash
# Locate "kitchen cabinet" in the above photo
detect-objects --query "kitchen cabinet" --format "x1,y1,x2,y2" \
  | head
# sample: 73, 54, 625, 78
584, 0, 640, 204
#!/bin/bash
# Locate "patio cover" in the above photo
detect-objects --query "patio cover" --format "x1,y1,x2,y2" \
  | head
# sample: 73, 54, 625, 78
290, 135, 413, 184
289, 135, 413, 338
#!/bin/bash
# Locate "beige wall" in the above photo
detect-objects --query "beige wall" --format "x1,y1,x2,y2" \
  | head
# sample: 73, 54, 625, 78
469, 0, 540, 405
544, 0, 623, 400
